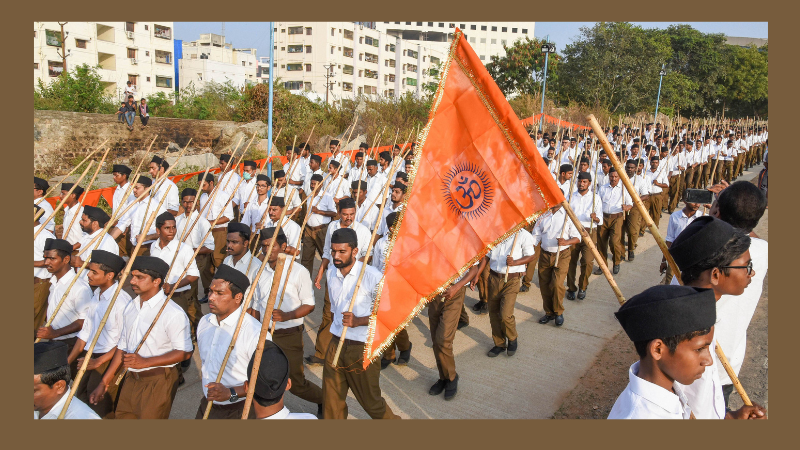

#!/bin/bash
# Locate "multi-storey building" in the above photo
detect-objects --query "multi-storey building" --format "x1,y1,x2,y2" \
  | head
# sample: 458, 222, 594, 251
34, 22, 176, 100
179, 33, 258, 90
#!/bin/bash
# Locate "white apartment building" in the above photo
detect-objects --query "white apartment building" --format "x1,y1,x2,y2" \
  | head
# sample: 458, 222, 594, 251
376, 21, 536, 63
269, 22, 448, 102
179, 34, 258, 90
34, 22, 176, 100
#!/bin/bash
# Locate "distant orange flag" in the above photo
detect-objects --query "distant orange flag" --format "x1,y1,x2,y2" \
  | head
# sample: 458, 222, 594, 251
363, 28, 565, 367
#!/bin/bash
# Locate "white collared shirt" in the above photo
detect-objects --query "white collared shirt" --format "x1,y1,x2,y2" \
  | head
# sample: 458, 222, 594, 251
117, 291, 193, 372
302, 169, 324, 196
327, 261, 381, 343
608, 361, 693, 419
77, 229, 118, 258
256, 261, 315, 329
488, 228, 536, 273
531, 208, 581, 253
34, 198, 56, 232
323, 175, 350, 200
150, 239, 200, 293
599, 183, 633, 214
176, 210, 215, 251
222, 253, 263, 311
677, 339, 726, 420
112, 182, 134, 218
356, 199, 380, 231
328, 152, 351, 177
376, 202, 403, 236
152, 178, 180, 213
236, 178, 259, 208
285, 159, 306, 194
264, 217, 302, 258
665, 208, 706, 242
218, 170, 242, 205
241, 196, 271, 231
199, 190, 235, 229
273, 186, 303, 211
34, 224, 55, 279
34, 393, 100, 420
46, 269, 93, 340
122, 197, 166, 246
568, 190, 603, 228
260, 406, 317, 420
306, 192, 336, 228
197, 307, 263, 405
77, 283, 132, 354
556, 177, 575, 197
62, 204, 86, 245
371, 235, 390, 272
322, 220, 373, 262
644, 167, 669, 194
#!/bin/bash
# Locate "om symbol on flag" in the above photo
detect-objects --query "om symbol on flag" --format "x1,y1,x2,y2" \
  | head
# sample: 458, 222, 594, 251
442, 162, 494, 220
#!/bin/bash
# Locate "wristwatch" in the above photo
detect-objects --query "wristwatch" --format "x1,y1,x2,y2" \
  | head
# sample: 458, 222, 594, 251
229, 387, 239, 403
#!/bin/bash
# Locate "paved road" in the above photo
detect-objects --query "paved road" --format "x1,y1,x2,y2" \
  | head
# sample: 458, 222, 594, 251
170, 163, 768, 419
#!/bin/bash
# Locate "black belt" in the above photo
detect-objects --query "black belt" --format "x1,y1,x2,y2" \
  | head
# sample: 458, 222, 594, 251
490, 269, 522, 279
604, 212, 623, 219
272, 325, 303, 336
307, 224, 328, 231
541, 248, 571, 256
332, 335, 364, 347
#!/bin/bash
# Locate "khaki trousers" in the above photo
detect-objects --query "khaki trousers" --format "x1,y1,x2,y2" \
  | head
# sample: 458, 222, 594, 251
114, 230, 129, 258
538, 249, 571, 317
521, 244, 541, 289
668, 175, 681, 213
34, 278, 51, 334
598, 213, 624, 266
711, 159, 724, 185
625, 197, 647, 252
301, 225, 327, 276
115, 366, 180, 419
648, 192, 663, 229
700, 163, 711, 188
428, 286, 466, 381
195, 252, 213, 299
322, 337, 400, 419
273, 326, 323, 405
211, 228, 228, 269
567, 228, 596, 292
722, 161, 734, 183
75, 357, 118, 419
382, 328, 411, 362
195, 397, 256, 419
683, 166, 696, 192
477, 263, 491, 303
487, 270, 521, 347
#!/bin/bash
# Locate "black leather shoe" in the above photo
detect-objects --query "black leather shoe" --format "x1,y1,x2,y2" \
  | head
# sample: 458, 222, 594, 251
305, 355, 324, 366
457, 320, 469, 330
628, 251, 635, 261
577, 289, 586, 300
198, 296, 209, 304
519, 285, 530, 293
592, 267, 603, 275
638, 230, 645, 237
613, 264, 620, 274
444, 374, 459, 400
472, 301, 486, 313
381, 358, 393, 370
395, 342, 413, 366
478, 302, 489, 315
538, 314, 553, 324
566, 290, 576, 301
507, 339, 518, 356
429, 379, 447, 396
487, 346, 505, 357
555, 315, 564, 326
178, 374, 185, 385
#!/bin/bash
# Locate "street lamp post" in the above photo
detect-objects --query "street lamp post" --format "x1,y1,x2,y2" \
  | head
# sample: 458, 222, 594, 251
267, 22, 275, 176
538, 38, 555, 133
654, 64, 666, 128
323, 64, 336, 105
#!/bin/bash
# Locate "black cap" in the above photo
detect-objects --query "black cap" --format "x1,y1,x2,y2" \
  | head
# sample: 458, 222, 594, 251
331, 227, 358, 245
181, 188, 198, 198
243, 160, 257, 169
150, 155, 163, 165
615, 285, 716, 342
82, 205, 110, 225
285, 145, 293, 152
668, 216, 736, 271
44, 238, 73, 254
274, 170, 286, 178
136, 176, 153, 187
90, 250, 125, 274
269, 197, 285, 207
34, 177, 49, 191
34, 341, 69, 374
227, 221, 251, 240
131, 256, 169, 281
395, 172, 408, 182
61, 183, 85, 197
112, 164, 132, 175
351, 180, 368, 191
213, 264, 251, 293
338, 198, 356, 210
359, 142, 369, 149
248, 341, 289, 401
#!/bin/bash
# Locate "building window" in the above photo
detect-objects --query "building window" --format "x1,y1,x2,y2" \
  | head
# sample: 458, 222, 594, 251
304, 82, 312, 90
156, 76, 172, 88
344, 29, 353, 40
242, 61, 246, 66
481, 25, 487, 31
406, 77, 417, 86
365, 69, 378, 79
522, 28, 528, 34
284, 81, 303, 90
305, 45, 312, 53
359, 37, 363, 44
365, 52, 378, 63
428, 22, 433, 26
287, 63, 303, 71
491, 39, 496, 44
331, 46, 334, 55
125, 22, 135, 32
343, 65, 354, 75
281, 29, 286, 33
145, 51, 150, 56
48, 60, 63, 77
408, 50, 418, 59
331, 28, 335, 36
281, 47, 285, 51
358, 70, 362, 77
417, 22, 422, 26
501, 27, 507, 32
343, 47, 353, 58
406, 22, 411, 25
288, 45, 303, 53
470, 25, 476, 30
480, 55, 485, 60
45, 30, 62, 47
154, 24, 171, 39
34, 62, 39, 70
501, 39, 507, 46
155, 50, 172, 64
438, 23, 444, 28
492, 26, 497, 31
306, 27, 313, 35
128, 75, 138, 85
388, 59, 395, 68
460, 24, 466, 29
144, 25, 149, 30
75, 39, 87, 49
449, 23, 455, 28
364, 85, 377, 95
305, 64, 311, 71
430, 56, 440, 65
512, 28, 518, 33
127, 48, 137, 58
147, 76, 151, 82
480, 38, 486, 43
470, 37, 476, 43
343, 82, 353, 92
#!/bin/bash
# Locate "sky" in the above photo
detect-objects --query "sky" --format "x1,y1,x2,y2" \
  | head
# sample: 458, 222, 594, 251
174, 22, 767, 58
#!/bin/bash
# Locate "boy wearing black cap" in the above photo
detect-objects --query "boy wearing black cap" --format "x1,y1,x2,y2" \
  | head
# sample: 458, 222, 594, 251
375, 183, 407, 238
302, 154, 324, 197
301, 174, 337, 275
596, 169, 632, 275
350, 149, 367, 183
34, 206, 56, 333
286, 147, 307, 195
35, 341, 101, 419
37, 239, 93, 373
91, 256, 193, 419
272, 170, 303, 214
323, 161, 349, 204
566, 171, 603, 300
60, 183, 86, 245
67, 250, 131, 418
235, 160, 260, 212
196, 264, 262, 419
240, 175, 272, 237
364, 159, 386, 201
264, 196, 302, 259
73, 206, 118, 272
176, 188, 216, 305
34, 176, 56, 233
217, 153, 242, 210
645, 156, 669, 229
115, 176, 165, 256
327, 139, 351, 178
197, 172, 234, 280
246, 341, 317, 419
556, 164, 574, 197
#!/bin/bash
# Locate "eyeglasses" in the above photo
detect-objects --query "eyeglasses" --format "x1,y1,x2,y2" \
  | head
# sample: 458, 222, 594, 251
719, 260, 754, 276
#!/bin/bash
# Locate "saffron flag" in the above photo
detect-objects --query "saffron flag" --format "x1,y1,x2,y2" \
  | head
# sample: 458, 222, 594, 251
363, 28, 565, 366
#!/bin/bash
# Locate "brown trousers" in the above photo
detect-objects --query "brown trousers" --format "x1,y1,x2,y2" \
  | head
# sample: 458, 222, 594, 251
195, 397, 255, 419
598, 213, 624, 266
322, 337, 400, 419
477, 263, 491, 303
273, 326, 323, 405
567, 228, 596, 292
648, 192, 663, 229
683, 166, 697, 191
114, 230, 129, 258
382, 328, 411, 361
75, 358, 118, 419
521, 223, 540, 288
301, 225, 327, 276
195, 252, 213, 299
667, 175, 682, 213
34, 278, 51, 334
211, 228, 228, 269
722, 161, 734, 183
428, 286, 466, 381
538, 249, 571, 317
711, 159, 724, 185
171, 288, 203, 341
625, 198, 647, 252
115, 366, 180, 419
313, 285, 333, 360
700, 163, 711, 188
487, 271, 521, 347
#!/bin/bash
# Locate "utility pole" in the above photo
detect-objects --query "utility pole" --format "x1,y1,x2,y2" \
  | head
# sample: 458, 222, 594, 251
57, 22, 69, 76
655, 64, 666, 126
538, 37, 555, 132
267, 22, 275, 176
324, 63, 335, 106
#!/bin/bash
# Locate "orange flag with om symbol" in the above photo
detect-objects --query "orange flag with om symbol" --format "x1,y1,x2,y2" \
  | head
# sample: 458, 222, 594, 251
363, 28, 565, 367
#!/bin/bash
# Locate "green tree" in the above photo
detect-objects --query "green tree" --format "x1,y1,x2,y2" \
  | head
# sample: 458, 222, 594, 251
720, 44, 768, 117
555, 22, 672, 114
486, 36, 560, 97
34, 64, 116, 113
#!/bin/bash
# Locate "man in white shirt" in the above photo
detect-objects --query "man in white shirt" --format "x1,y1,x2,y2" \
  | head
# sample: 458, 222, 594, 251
198, 172, 234, 280
240, 175, 272, 234
176, 188, 216, 306
301, 174, 337, 275
348, 147, 368, 184
710, 135, 726, 185
271, 170, 303, 217
235, 160, 260, 215
323, 161, 350, 205
34, 341, 101, 420
245, 341, 318, 419
556, 164, 575, 197
150, 212, 201, 341
34, 205, 56, 333
597, 169, 632, 275
660, 200, 704, 284
285, 147, 306, 199
91, 256, 193, 419
621, 159, 650, 263
254, 227, 323, 415
263, 196, 302, 259
34, 176, 56, 233
72, 206, 119, 275
375, 183, 407, 239
115, 176, 166, 256
148, 156, 180, 216
196, 264, 262, 419
60, 183, 86, 246
326, 139, 351, 178
110, 164, 134, 256
645, 156, 669, 229
217, 153, 242, 217
66, 250, 131, 418
302, 154, 325, 197
532, 205, 581, 327
484, 227, 536, 356
365, 159, 387, 202
566, 172, 603, 301
352, 180, 380, 231
321, 228, 400, 419
666, 143, 687, 213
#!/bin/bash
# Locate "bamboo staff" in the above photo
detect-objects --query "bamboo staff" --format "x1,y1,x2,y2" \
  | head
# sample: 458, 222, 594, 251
36, 185, 170, 343
554, 142, 582, 266
237, 131, 277, 222
202, 190, 296, 419
63, 146, 112, 239
354, 127, 383, 204
240, 253, 289, 419
35, 144, 105, 207
503, 232, 519, 283
33, 162, 94, 241
111, 135, 160, 227
56, 208, 160, 419
357, 147, 412, 227
331, 153, 405, 369
136, 144, 173, 236
114, 173, 251, 386
589, 145, 601, 234
244, 181, 304, 276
